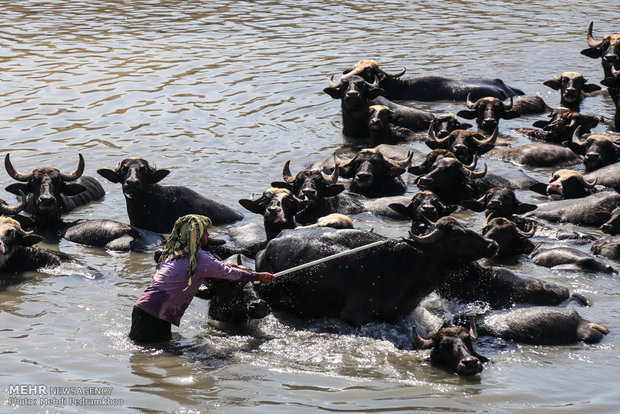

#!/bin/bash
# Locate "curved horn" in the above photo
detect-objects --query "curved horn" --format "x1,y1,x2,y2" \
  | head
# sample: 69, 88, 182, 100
325, 162, 339, 184
587, 22, 603, 48
578, 174, 597, 188
0, 190, 27, 215
515, 221, 536, 238
408, 225, 446, 245
427, 121, 451, 143
466, 93, 477, 109
469, 318, 478, 341
59, 154, 85, 181
376, 66, 406, 78
464, 154, 479, 171
412, 326, 435, 349
503, 96, 514, 111
472, 127, 498, 147
466, 163, 487, 179
5, 154, 33, 182
282, 160, 295, 183
328, 75, 340, 88
570, 126, 588, 150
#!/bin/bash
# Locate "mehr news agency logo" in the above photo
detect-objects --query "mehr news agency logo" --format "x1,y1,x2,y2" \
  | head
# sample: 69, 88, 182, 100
5, 384, 124, 408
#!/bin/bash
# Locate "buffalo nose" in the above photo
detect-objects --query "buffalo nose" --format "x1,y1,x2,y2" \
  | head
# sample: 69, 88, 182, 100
437, 129, 449, 139
482, 119, 497, 129
267, 206, 280, 216
603, 54, 619, 63
457, 357, 483, 376
585, 152, 600, 161
421, 204, 436, 214
601, 223, 615, 234
301, 188, 317, 199
453, 144, 468, 155
345, 91, 360, 99
355, 171, 371, 182
38, 194, 55, 205
125, 178, 139, 188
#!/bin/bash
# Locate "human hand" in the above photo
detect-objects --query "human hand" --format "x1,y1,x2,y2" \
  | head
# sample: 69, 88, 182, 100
257, 272, 276, 284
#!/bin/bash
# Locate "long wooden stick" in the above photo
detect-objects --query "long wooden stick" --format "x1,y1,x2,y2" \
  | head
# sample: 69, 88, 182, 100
273, 239, 388, 277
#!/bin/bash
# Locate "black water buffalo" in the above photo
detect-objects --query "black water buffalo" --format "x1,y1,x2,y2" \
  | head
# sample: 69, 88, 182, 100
598, 203, 620, 235
255, 217, 498, 325
529, 244, 616, 274
584, 161, 620, 188
460, 187, 537, 221
425, 127, 498, 165
4, 154, 105, 226
581, 22, 620, 102
407, 149, 461, 175
438, 262, 582, 309
334, 149, 410, 197
415, 157, 524, 204
367, 105, 424, 143
566, 127, 620, 172
340, 59, 524, 101
271, 161, 409, 224
412, 322, 487, 376
591, 235, 620, 259
600, 75, 620, 131
456, 96, 521, 133
486, 142, 582, 167
526, 191, 620, 227
0, 193, 33, 230
481, 217, 536, 257
529, 169, 597, 200
388, 191, 458, 235
543, 71, 602, 111
323, 75, 434, 136
61, 219, 164, 251
516, 107, 604, 144
97, 158, 243, 233
420, 113, 473, 139
476, 306, 608, 344
0, 217, 101, 278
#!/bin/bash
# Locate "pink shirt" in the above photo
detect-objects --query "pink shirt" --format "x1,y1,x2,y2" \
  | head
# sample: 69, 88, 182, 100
135, 249, 260, 326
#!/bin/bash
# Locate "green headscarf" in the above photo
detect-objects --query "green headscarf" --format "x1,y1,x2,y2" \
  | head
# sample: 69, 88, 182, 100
158, 214, 213, 286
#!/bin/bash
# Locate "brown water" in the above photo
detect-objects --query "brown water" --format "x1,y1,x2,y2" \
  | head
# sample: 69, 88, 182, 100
1, 1, 619, 413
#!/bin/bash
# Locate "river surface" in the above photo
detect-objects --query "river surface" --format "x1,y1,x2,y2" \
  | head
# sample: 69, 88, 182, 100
1, 1, 619, 413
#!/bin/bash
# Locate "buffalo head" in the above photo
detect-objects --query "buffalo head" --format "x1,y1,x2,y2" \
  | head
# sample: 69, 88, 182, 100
413, 320, 488, 376
271, 160, 343, 205
580, 22, 620, 81
530, 169, 597, 200
426, 127, 498, 165
0, 216, 43, 269
97, 158, 169, 199
482, 217, 536, 257
420, 113, 472, 139
566, 127, 620, 172
340, 59, 406, 85
323, 74, 384, 109
389, 191, 458, 235
457, 95, 520, 133
415, 157, 487, 204
460, 187, 537, 220
543, 71, 601, 109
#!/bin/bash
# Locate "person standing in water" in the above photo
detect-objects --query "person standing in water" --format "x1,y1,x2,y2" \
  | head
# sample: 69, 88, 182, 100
129, 214, 275, 343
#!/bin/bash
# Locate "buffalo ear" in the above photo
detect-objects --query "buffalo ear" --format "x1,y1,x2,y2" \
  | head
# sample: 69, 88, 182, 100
456, 110, 477, 120
583, 83, 602, 93
324, 184, 345, 197
529, 182, 548, 195
367, 88, 385, 99
503, 110, 521, 120
21, 233, 43, 247
5, 183, 30, 196
150, 169, 170, 183
323, 87, 341, 99
238, 199, 263, 214
543, 79, 561, 90
97, 168, 121, 183
62, 183, 87, 196
425, 140, 441, 150
270, 181, 293, 191
459, 122, 473, 130
388, 203, 411, 218
515, 202, 537, 214
601, 78, 620, 88
566, 142, 586, 155
459, 199, 485, 212
388, 166, 406, 177
580, 47, 602, 58
532, 120, 549, 129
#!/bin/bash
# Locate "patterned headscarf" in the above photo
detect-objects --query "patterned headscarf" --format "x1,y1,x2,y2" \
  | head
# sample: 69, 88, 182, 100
158, 214, 213, 286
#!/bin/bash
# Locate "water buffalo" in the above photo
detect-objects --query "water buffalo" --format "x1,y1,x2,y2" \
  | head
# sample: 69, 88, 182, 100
367, 105, 424, 143
481, 217, 536, 257
584, 161, 620, 188
543, 71, 602, 111
4, 154, 105, 227
598, 202, 620, 235
425, 127, 498, 165
456, 96, 521, 133
334, 149, 411, 197
61, 219, 164, 252
581, 22, 620, 102
460, 187, 537, 221
529, 244, 616, 274
529, 169, 597, 200
340, 59, 524, 101
407, 149, 461, 175
388, 191, 458, 235
97, 158, 243, 233
566, 127, 620, 172
516, 107, 604, 144
255, 217, 498, 325
526, 191, 620, 227
0, 217, 101, 278
438, 262, 583, 309
419, 113, 473, 139
324, 75, 434, 136
271, 161, 409, 224
600, 75, 620, 131
412, 321, 487, 376
486, 142, 582, 167
476, 306, 608, 344
591, 236, 620, 259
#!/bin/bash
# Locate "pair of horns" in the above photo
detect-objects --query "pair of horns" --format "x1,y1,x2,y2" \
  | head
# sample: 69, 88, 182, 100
5, 153, 85, 182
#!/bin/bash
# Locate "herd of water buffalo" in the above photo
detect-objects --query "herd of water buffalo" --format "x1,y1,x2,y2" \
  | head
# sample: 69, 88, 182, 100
1, 22, 619, 376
